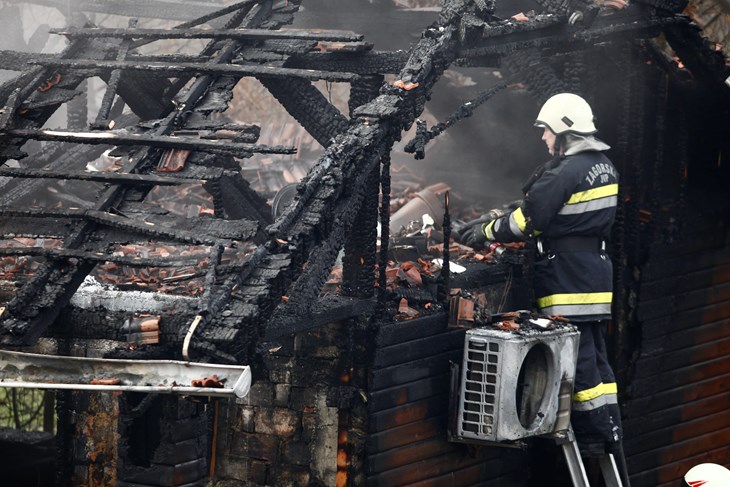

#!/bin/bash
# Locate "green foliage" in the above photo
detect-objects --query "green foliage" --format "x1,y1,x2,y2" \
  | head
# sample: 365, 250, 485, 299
0, 388, 55, 432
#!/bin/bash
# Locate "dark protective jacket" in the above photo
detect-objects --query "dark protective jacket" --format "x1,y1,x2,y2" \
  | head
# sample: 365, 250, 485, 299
483, 148, 619, 321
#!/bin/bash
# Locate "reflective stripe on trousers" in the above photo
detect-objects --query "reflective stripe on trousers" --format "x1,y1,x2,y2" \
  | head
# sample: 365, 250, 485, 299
571, 321, 623, 445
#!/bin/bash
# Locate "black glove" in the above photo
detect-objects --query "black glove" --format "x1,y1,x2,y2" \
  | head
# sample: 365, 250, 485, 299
454, 220, 477, 243
464, 222, 488, 249
456, 209, 505, 248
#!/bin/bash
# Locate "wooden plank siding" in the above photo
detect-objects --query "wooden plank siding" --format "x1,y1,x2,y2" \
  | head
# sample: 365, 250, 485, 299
624, 230, 730, 486
362, 226, 730, 486
365, 313, 530, 486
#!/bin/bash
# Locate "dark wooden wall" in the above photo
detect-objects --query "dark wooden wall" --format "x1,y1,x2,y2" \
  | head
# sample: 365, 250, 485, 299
623, 224, 730, 486
365, 313, 529, 487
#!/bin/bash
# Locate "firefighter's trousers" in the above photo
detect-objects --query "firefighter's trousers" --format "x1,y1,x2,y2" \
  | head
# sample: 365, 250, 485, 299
571, 320, 623, 452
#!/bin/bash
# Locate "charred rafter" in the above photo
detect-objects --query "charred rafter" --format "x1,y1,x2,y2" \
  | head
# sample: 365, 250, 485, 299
91, 20, 137, 130
259, 77, 350, 147
284, 51, 408, 75
0, 208, 256, 245
0, 167, 221, 186
29, 58, 362, 84
51, 27, 365, 43
0, 49, 395, 77
457, 8, 688, 59
3, 129, 295, 158
0, 247, 205, 268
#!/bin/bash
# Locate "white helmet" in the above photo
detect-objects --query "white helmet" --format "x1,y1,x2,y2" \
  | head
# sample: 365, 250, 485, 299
534, 93, 597, 135
684, 463, 730, 486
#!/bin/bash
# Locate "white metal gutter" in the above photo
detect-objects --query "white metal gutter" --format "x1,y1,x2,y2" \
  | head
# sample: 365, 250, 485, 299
0, 350, 251, 398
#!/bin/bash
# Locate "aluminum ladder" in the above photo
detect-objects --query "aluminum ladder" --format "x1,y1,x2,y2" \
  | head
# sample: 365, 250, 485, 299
551, 427, 624, 487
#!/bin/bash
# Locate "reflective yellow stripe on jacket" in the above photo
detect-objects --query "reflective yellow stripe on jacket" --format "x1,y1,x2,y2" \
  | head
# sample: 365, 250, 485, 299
484, 207, 526, 240
559, 184, 618, 216
508, 207, 527, 237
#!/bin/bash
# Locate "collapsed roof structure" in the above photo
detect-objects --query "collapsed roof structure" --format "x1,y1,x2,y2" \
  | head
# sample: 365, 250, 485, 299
0, 0, 728, 485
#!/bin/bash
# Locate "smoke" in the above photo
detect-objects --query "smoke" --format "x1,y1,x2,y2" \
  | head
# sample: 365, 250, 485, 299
293, 0, 550, 210
0, 3, 61, 83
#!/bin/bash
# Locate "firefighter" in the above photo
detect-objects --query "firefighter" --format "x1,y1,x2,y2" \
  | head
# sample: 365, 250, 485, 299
468, 93, 623, 459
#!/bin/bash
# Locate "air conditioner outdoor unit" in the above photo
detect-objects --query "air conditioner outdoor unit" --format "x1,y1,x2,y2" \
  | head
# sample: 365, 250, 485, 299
452, 325, 580, 443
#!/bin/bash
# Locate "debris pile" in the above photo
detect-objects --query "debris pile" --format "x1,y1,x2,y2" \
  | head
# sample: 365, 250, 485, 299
320, 173, 529, 322
0, 237, 255, 297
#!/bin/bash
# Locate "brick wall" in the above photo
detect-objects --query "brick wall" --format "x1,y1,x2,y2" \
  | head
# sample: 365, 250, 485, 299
212, 320, 363, 486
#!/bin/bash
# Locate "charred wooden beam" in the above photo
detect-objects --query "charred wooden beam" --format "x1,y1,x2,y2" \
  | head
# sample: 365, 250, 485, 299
121, 1, 260, 116
285, 51, 408, 75
0, 114, 140, 206
0, 208, 257, 244
265, 134, 385, 337
28, 58, 361, 83
342, 76, 383, 297
0, 89, 23, 131
3, 129, 295, 157
458, 9, 686, 58
52, 27, 364, 43
92, 20, 137, 130
0, 50, 56, 73
105, 71, 174, 123
663, 21, 730, 89
0, 35, 95, 122
159, 0, 263, 104
0, 39, 171, 125
0, 247, 203, 267
212, 172, 273, 225
0, 144, 111, 205
259, 76, 349, 147
0, 167, 219, 186
179, 116, 261, 137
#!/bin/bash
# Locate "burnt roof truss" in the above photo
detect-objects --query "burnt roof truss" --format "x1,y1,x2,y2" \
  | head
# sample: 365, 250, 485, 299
0, 0, 373, 349
0, 0, 726, 366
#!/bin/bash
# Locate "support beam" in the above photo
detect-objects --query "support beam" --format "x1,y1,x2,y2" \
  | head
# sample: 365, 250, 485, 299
342, 75, 383, 297
29, 58, 361, 83
4, 129, 295, 157
259, 76, 350, 147
285, 51, 407, 75
51, 27, 364, 42
0, 207, 258, 244
0, 167, 218, 186
91, 20, 136, 129
0, 247, 204, 267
